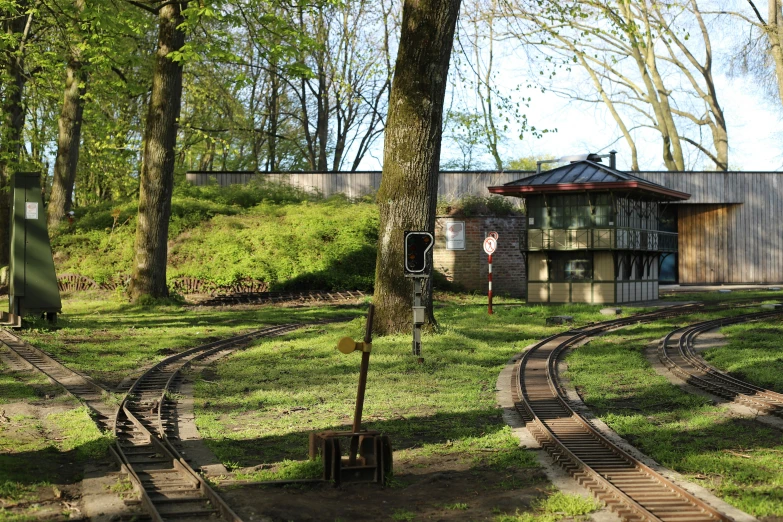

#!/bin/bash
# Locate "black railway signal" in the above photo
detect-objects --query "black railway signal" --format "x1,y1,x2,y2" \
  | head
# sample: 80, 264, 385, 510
404, 231, 434, 275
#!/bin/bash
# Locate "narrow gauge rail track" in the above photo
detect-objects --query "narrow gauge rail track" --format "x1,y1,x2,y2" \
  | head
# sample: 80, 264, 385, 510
114, 323, 304, 522
199, 289, 366, 306
513, 304, 734, 522
0, 329, 115, 429
659, 309, 783, 417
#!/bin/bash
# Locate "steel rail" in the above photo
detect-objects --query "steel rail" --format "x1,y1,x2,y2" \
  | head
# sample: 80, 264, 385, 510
0, 329, 116, 429
113, 323, 304, 521
513, 304, 733, 522
658, 310, 783, 416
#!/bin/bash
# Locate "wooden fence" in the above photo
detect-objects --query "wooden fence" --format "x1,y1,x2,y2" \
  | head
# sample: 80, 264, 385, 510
185, 170, 530, 201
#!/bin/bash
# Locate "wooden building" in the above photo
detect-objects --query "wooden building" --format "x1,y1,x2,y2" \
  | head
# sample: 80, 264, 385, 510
489, 158, 690, 304
634, 172, 783, 285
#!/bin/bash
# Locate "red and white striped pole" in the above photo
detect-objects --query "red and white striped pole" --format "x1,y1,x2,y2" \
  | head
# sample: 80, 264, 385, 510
483, 232, 498, 315
488, 253, 493, 314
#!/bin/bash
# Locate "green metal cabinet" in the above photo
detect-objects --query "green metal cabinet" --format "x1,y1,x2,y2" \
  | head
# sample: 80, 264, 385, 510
9, 172, 61, 320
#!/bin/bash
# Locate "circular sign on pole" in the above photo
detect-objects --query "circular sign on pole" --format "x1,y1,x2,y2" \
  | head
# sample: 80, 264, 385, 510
483, 236, 497, 255
489, 231, 499, 240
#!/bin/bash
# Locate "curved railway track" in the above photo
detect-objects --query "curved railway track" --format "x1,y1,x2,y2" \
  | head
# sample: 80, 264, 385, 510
113, 323, 303, 521
1, 322, 313, 521
658, 309, 783, 417
512, 304, 735, 522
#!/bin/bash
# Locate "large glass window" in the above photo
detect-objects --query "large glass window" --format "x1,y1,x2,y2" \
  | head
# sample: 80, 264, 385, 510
549, 252, 593, 281
549, 194, 591, 228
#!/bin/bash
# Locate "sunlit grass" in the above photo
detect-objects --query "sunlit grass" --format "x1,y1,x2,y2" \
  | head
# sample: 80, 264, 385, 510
703, 320, 783, 392
494, 490, 600, 522
193, 295, 617, 480
19, 294, 364, 387
565, 307, 783, 517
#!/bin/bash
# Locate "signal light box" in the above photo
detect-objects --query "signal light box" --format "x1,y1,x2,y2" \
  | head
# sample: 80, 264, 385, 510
404, 231, 433, 276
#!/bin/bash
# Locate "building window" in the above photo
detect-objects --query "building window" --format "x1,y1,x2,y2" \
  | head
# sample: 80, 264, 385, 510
550, 252, 593, 281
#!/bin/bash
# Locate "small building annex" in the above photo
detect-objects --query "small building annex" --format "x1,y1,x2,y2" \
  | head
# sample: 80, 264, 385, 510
489, 157, 690, 304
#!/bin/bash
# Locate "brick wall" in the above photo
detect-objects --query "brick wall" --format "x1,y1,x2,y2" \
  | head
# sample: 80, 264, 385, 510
433, 216, 527, 297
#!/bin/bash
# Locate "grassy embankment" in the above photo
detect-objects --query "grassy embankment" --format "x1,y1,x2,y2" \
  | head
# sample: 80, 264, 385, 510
50, 181, 379, 292
564, 300, 783, 519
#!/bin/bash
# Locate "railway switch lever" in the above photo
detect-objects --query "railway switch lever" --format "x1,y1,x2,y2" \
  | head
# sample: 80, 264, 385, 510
309, 304, 393, 486
336, 337, 372, 354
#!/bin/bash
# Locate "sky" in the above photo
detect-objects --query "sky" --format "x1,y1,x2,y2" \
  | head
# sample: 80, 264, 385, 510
497, 73, 783, 173
361, 3, 783, 173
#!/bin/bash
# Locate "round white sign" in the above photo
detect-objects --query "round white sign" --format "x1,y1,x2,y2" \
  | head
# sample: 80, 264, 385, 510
483, 236, 497, 255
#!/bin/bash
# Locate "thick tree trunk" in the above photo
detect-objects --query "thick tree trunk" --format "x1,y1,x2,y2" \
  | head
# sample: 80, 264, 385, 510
372, 0, 461, 335
0, 4, 29, 267
128, 2, 186, 300
48, 58, 87, 229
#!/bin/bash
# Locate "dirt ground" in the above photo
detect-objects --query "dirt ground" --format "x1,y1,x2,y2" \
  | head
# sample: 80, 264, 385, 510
218, 454, 550, 522
0, 400, 86, 521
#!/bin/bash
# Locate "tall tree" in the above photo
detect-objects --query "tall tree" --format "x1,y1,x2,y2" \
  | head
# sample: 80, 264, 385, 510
48, 0, 86, 229
0, 0, 34, 266
372, 0, 461, 335
720, 0, 783, 107
501, 0, 729, 171
128, 1, 186, 300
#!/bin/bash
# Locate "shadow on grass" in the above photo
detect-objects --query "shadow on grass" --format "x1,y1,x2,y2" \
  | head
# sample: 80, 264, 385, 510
204, 408, 508, 466
271, 246, 377, 293
0, 438, 111, 491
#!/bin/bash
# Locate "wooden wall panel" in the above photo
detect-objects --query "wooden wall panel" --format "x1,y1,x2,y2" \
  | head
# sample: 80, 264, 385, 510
637, 172, 783, 284
528, 283, 548, 302
678, 204, 731, 284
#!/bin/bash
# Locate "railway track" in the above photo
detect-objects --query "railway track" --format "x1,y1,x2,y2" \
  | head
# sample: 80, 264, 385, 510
512, 304, 735, 522
0, 329, 115, 429
199, 289, 367, 306
658, 309, 783, 417
1, 322, 313, 521
113, 323, 303, 521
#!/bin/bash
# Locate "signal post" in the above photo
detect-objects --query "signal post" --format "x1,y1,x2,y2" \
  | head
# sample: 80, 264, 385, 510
404, 231, 433, 362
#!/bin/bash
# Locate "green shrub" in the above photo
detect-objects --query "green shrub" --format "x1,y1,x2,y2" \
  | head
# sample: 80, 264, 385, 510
437, 195, 521, 217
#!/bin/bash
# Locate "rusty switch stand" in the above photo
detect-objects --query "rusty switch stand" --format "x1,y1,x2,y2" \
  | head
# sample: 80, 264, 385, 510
309, 304, 392, 485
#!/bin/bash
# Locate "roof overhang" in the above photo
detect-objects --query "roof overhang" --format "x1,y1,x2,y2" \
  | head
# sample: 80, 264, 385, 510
488, 181, 690, 201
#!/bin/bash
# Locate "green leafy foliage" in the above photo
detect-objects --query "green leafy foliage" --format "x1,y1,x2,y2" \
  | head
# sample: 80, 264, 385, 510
437, 195, 522, 217
51, 182, 378, 291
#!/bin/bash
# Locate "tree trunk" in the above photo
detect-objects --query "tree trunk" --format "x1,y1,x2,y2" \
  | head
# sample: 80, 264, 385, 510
128, 2, 186, 300
372, 0, 461, 335
769, 0, 783, 107
48, 57, 87, 229
0, 3, 29, 267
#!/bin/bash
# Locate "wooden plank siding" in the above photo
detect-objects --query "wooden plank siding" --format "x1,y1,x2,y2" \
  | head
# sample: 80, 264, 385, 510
185, 170, 526, 202
638, 172, 783, 284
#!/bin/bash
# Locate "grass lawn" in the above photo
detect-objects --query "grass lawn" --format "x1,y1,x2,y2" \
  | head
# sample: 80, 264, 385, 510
11, 291, 783, 520
0, 351, 112, 520
564, 307, 783, 518
11, 292, 616, 521
704, 319, 783, 393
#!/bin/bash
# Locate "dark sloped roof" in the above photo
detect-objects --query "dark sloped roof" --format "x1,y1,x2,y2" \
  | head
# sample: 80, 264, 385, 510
488, 160, 690, 200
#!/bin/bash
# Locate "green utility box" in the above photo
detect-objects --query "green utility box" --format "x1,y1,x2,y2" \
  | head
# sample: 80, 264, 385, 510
9, 172, 62, 322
